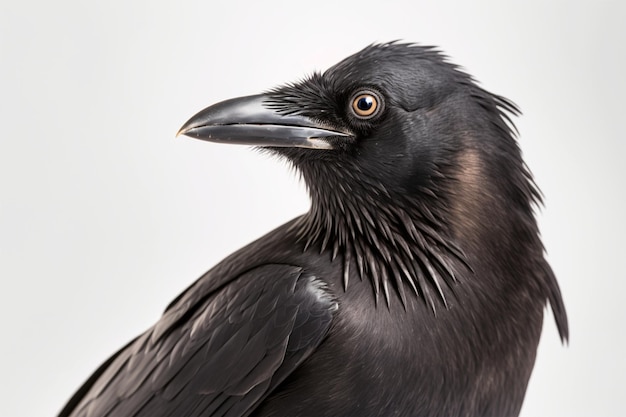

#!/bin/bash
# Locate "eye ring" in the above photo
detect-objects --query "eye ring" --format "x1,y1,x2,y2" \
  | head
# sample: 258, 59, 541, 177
350, 90, 383, 120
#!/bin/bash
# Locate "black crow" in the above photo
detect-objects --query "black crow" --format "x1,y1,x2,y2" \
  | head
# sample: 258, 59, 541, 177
59, 42, 568, 417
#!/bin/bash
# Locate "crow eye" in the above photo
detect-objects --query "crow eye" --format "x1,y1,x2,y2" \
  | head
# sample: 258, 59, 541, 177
350, 90, 382, 119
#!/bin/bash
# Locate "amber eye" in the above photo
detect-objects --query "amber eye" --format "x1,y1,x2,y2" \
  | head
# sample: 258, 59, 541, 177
350, 90, 382, 119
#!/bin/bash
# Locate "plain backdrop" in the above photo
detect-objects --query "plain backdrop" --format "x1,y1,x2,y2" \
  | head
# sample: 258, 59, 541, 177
1, 1, 624, 416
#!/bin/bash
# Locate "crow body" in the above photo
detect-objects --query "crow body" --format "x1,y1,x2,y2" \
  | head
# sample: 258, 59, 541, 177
59, 42, 568, 417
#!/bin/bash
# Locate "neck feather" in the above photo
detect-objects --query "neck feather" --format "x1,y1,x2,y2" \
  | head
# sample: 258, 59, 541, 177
290, 161, 468, 311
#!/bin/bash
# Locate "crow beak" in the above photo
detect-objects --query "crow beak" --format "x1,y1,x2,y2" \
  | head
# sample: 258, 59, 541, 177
177, 94, 348, 150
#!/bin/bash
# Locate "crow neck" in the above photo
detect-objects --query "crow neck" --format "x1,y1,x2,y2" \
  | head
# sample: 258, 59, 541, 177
293, 161, 466, 311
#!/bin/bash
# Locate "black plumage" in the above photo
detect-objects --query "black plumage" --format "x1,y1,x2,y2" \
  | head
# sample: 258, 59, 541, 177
59, 42, 568, 417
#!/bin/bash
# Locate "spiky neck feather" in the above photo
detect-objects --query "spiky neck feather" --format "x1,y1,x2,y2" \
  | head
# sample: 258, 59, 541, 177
289, 156, 469, 311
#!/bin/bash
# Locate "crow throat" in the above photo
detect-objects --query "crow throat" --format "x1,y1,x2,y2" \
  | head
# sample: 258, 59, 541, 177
288, 156, 468, 312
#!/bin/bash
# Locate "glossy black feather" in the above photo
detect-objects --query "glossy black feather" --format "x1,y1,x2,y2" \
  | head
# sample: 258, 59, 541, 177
59, 263, 336, 417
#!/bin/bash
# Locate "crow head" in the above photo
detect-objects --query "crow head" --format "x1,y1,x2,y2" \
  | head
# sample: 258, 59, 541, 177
178, 42, 566, 338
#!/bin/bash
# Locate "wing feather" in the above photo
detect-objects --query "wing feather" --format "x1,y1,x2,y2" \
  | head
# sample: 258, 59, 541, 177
59, 264, 337, 417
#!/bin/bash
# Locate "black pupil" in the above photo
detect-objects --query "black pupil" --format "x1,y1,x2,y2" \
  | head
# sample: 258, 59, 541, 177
357, 96, 374, 111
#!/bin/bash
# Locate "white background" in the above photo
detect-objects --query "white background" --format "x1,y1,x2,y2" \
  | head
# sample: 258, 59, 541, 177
1, 1, 624, 416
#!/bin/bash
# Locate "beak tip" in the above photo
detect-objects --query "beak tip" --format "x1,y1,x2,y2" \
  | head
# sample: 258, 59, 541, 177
176, 122, 195, 138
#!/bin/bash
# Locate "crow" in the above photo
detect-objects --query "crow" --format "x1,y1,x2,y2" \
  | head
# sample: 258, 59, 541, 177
59, 42, 568, 417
